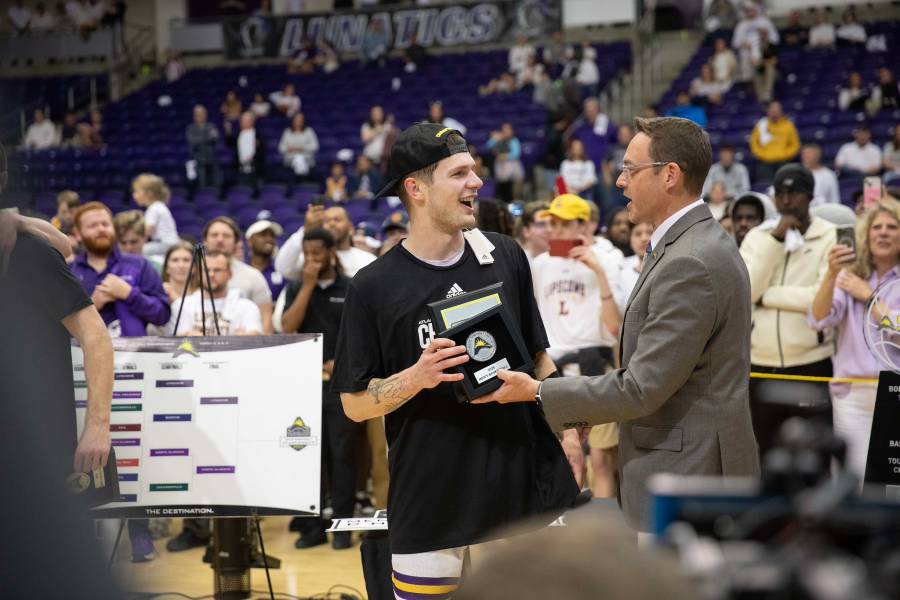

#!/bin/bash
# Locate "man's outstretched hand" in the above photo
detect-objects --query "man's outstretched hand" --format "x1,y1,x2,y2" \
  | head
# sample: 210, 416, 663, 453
472, 369, 540, 405
74, 423, 111, 473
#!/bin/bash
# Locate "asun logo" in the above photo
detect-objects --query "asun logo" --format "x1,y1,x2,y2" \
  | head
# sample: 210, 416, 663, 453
465, 330, 497, 362
446, 283, 465, 298
286, 417, 312, 451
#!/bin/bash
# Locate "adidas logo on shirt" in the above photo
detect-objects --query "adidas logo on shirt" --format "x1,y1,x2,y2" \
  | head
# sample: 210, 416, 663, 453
446, 283, 465, 298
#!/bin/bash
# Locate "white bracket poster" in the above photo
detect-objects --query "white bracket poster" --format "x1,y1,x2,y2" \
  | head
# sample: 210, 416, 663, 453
73, 334, 322, 519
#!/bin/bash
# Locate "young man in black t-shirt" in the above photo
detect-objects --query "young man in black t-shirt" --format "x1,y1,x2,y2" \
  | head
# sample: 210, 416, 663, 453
0, 225, 120, 594
281, 228, 361, 551
0, 229, 113, 479
331, 123, 578, 596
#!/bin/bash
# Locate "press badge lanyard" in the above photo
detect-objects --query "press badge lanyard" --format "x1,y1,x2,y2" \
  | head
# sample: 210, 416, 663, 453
463, 228, 495, 265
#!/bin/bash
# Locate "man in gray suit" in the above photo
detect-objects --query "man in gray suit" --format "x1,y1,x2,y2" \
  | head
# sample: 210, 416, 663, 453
478, 116, 760, 531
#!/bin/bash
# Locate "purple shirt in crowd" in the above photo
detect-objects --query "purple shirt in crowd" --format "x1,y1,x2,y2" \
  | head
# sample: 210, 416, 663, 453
71, 249, 171, 337
807, 266, 900, 380
261, 263, 285, 302
572, 115, 618, 169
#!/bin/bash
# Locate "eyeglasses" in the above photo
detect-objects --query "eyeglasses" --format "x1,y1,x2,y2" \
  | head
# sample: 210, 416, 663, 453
617, 161, 672, 180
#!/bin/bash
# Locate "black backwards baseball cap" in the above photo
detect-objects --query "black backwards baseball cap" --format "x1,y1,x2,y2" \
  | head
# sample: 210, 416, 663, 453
773, 163, 815, 197
375, 122, 468, 198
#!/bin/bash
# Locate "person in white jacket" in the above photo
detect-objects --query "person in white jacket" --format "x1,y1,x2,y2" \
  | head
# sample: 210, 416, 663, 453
278, 113, 319, 177
23, 109, 58, 150
739, 163, 836, 458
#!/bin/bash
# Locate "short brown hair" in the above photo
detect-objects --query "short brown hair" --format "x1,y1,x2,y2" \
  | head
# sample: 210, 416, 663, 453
521, 200, 549, 228
113, 209, 145, 238
515, 200, 549, 241
396, 131, 466, 210
73, 201, 113, 230
56, 190, 80, 209
202, 216, 241, 242
633, 116, 711, 197
204, 249, 231, 269
397, 163, 438, 209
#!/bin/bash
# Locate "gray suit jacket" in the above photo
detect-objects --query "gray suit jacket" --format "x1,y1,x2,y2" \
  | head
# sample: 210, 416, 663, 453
540, 203, 760, 531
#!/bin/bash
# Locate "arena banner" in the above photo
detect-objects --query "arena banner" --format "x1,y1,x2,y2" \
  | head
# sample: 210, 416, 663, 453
222, 0, 562, 60
73, 334, 323, 519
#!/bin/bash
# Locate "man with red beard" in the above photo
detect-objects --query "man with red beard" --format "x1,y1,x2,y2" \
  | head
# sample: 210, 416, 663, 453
70, 201, 171, 561
71, 202, 171, 338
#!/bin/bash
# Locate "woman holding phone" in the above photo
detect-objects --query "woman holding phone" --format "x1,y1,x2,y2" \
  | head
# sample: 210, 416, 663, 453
809, 202, 900, 479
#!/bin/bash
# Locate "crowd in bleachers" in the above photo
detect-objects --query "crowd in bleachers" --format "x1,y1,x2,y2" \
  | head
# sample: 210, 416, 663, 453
22, 106, 104, 149
659, 4, 900, 220
4, 0, 124, 38
6, 33, 631, 243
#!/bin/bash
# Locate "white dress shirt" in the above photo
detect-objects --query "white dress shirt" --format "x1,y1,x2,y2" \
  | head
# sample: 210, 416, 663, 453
810, 166, 840, 206
649, 198, 706, 252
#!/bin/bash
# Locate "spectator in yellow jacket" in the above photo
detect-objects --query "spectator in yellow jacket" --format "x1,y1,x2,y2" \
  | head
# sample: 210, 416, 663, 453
750, 101, 801, 185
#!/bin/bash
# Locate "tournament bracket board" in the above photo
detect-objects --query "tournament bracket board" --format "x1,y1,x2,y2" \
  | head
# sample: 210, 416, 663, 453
72, 334, 323, 519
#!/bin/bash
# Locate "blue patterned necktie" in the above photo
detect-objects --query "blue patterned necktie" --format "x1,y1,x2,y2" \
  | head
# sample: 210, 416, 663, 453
641, 241, 654, 273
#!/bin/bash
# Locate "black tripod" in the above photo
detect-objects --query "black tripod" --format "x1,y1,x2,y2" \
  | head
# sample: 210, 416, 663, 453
173, 242, 221, 336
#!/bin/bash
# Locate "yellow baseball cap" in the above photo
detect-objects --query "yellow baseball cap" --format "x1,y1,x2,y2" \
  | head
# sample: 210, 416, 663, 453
539, 194, 591, 222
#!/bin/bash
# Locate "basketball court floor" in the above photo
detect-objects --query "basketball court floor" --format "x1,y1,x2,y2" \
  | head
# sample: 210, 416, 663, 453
112, 517, 367, 599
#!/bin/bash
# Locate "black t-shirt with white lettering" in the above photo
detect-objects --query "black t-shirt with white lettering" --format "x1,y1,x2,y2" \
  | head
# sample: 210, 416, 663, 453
331, 232, 579, 554
0, 234, 92, 461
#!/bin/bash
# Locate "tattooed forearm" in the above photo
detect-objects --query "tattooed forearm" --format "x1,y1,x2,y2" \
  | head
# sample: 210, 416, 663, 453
367, 374, 413, 412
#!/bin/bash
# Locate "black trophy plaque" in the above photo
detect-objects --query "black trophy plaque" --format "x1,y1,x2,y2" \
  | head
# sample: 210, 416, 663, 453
439, 303, 533, 400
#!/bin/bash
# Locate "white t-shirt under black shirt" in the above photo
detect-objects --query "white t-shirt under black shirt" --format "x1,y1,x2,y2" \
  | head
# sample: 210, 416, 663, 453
144, 201, 179, 246
174, 288, 262, 335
